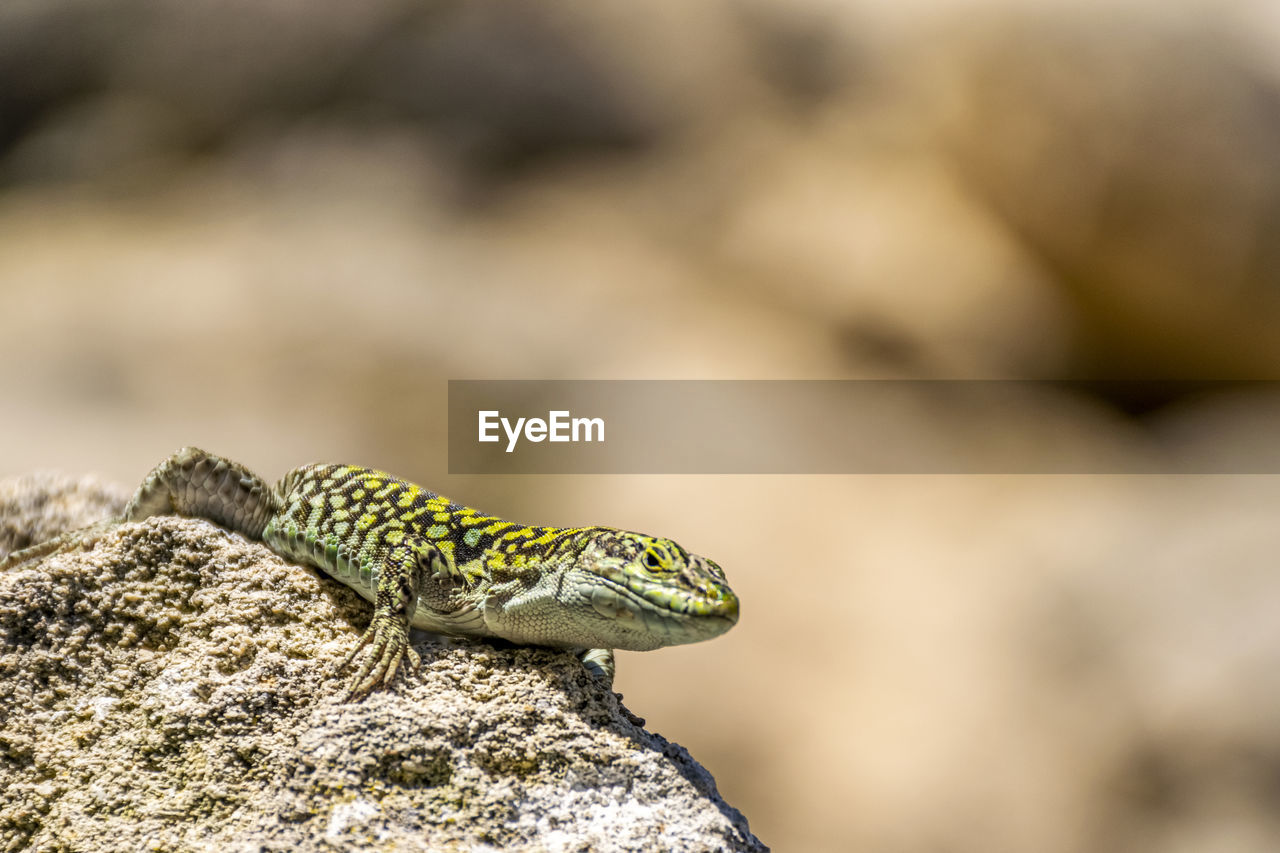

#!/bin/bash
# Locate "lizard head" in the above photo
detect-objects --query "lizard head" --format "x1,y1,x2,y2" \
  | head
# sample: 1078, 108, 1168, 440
564, 529, 740, 651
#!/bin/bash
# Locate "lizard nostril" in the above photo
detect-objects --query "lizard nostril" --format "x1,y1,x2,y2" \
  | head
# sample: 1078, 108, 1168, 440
718, 591, 740, 621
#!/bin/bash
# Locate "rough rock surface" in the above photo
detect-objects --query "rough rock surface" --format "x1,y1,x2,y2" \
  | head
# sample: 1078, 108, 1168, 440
0, 473, 128, 556
0, 473, 764, 852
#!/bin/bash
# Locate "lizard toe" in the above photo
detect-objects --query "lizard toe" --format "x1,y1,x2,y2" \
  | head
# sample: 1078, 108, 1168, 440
338, 617, 414, 701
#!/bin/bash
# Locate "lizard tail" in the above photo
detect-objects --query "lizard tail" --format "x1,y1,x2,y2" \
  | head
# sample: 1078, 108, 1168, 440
0, 519, 119, 571
123, 447, 284, 540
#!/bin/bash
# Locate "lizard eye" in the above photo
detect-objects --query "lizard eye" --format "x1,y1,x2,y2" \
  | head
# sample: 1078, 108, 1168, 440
642, 549, 666, 571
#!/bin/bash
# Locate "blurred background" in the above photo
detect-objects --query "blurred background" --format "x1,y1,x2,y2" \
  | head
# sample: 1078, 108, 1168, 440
3, 0, 1280, 849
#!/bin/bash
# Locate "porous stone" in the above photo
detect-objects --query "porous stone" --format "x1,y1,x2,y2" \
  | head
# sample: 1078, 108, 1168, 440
0, 473, 764, 852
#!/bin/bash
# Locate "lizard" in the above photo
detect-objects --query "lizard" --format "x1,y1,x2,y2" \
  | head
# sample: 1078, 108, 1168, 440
0, 447, 740, 701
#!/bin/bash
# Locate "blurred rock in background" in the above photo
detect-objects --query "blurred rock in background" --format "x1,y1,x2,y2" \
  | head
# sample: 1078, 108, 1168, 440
2, 0, 1280, 850
939, 11, 1280, 384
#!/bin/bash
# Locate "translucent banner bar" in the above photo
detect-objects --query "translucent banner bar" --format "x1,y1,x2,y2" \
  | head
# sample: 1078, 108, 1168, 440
447, 380, 1280, 474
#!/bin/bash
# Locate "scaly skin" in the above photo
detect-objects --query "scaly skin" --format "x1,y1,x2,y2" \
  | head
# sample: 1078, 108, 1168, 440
0, 448, 740, 700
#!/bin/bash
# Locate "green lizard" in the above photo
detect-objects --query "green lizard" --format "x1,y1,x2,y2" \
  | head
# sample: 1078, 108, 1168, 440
0, 448, 739, 700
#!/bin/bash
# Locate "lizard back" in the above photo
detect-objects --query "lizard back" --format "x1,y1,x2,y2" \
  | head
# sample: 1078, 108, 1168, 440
263, 464, 605, 604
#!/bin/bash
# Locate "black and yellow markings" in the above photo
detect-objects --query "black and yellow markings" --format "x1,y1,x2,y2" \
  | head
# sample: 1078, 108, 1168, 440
279, 467, 622, 586
457, 512, 490, 528
641, 542, 676, 573
398, 506, 429, 524
528, 528, 568, 547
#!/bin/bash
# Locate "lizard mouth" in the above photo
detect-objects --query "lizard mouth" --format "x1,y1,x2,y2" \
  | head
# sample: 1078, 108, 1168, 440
584, 575, 739, 646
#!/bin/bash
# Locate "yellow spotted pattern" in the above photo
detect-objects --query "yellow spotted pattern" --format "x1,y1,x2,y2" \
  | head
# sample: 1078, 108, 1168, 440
265, 463, 605, 590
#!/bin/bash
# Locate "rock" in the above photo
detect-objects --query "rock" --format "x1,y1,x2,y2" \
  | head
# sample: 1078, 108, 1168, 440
0, 472, 128, 555
938, 11, 1280, 381
0, 473, 764, 852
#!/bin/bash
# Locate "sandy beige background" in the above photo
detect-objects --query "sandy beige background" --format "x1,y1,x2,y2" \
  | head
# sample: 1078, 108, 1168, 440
4, 0, 1280, 849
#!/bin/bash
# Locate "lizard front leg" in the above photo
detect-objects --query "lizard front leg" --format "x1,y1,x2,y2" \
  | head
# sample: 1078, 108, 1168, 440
579, 648, 615, 686
578, 648, 645, 726
338, 539, 440, 700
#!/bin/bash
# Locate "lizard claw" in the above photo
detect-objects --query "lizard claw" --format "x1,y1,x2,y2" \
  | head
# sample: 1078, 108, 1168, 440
337, 615, 419, 701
